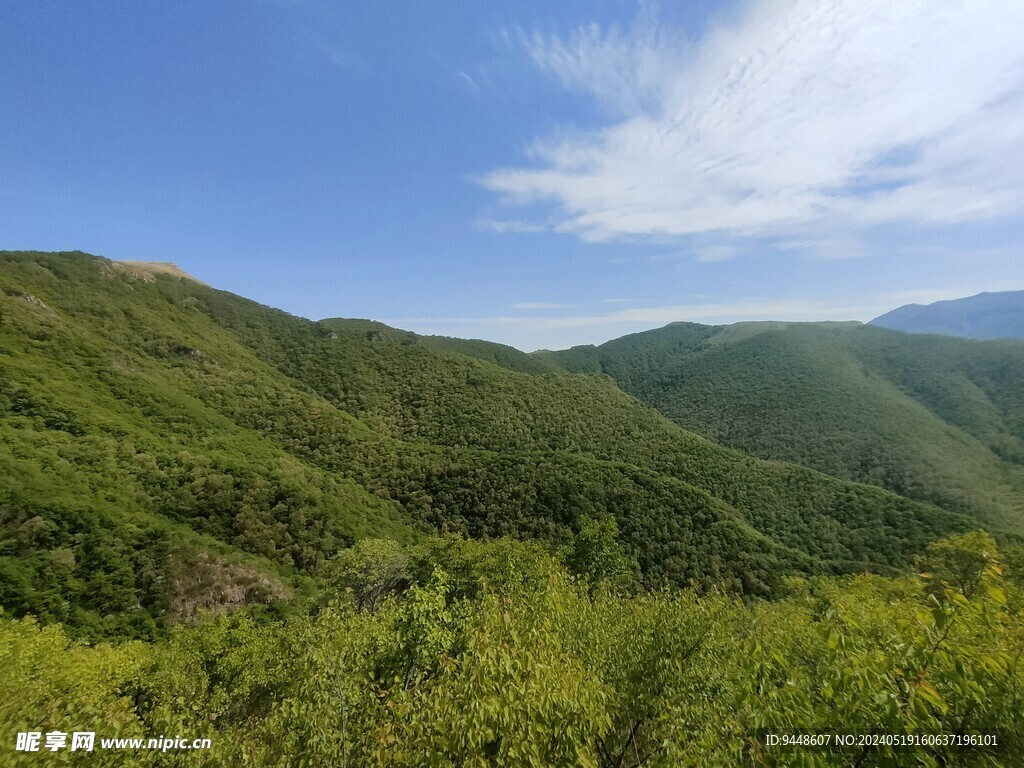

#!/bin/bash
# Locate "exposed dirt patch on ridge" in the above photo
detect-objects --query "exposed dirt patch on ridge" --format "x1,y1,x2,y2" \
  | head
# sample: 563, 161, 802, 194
114, 260, 208, 286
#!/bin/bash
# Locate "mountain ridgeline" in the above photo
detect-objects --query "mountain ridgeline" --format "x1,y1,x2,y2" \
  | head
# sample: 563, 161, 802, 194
0, 251, 1016, 637
870, 289, 1024, 340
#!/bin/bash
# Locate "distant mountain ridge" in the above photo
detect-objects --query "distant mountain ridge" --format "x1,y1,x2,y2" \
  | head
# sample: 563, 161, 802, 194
870, 289, 1024, 340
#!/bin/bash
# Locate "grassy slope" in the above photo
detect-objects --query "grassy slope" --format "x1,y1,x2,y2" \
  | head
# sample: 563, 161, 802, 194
541, 321, 1024, 535
0, 252, 985, 635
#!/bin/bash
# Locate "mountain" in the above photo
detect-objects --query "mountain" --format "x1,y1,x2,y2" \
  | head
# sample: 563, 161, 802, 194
4, 251, 1024, 765
539, 321, 1024, 536
0, 251, 984, 637
870, 289, 1024, 339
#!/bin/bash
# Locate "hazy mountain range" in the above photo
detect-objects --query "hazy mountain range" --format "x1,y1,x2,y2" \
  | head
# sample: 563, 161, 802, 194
870, 289, 1024, 340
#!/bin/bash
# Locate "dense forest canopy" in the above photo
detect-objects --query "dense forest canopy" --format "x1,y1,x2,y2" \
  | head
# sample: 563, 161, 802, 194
2, 251, 998, 637
2, 252, 1023, 765
4, 532, 1024, 766
540, 320, 1024, 535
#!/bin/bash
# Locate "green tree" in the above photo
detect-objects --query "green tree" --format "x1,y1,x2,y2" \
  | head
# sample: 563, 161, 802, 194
919, 531, 1000, 598
563, 515, 638, 594
321, 538, 410, 612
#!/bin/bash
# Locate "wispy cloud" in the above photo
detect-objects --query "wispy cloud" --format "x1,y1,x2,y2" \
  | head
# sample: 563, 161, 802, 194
476, 218, 548, 234
694, 245, 738, 263
518, 3, 691, 117
456, 70, 479, 91
268, 0, 362, 73
511, 302, 576, 310
510, 298, 639, 310
481, 0, 1024, 244
776, 238, 865, 261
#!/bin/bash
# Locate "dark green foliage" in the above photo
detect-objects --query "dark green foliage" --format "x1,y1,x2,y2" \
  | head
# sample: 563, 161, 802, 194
543, 320, 1024, 535
179, 272, 975, 576
561, 515, 639, 593
0, 251, 998, 638
418, 335, 565, 374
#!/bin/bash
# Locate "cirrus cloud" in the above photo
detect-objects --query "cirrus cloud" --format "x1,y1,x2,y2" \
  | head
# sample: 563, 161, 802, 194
481, 0, 1024, 244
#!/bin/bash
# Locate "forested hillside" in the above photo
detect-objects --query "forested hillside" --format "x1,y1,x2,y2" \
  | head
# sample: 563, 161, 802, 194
3, 252, 1024, 766
4, 533, 1024, 766
0, 251, 985, 638
541, 321, 1024, 535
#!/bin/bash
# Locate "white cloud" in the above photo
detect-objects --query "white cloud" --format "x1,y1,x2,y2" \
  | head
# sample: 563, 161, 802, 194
482, 0, 1024, 243
519, 4, 692, 117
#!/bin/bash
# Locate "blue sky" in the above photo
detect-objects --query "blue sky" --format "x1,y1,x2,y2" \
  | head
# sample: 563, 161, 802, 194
2, 0, 1023, 350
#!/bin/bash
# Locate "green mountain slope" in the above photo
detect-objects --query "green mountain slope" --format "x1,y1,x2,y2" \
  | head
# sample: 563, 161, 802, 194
193, 284, 976, 567
0, 254, 420, 637
542, 321, 1024, 534
0, 252, 987, 636
870, 289, 1024, 339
